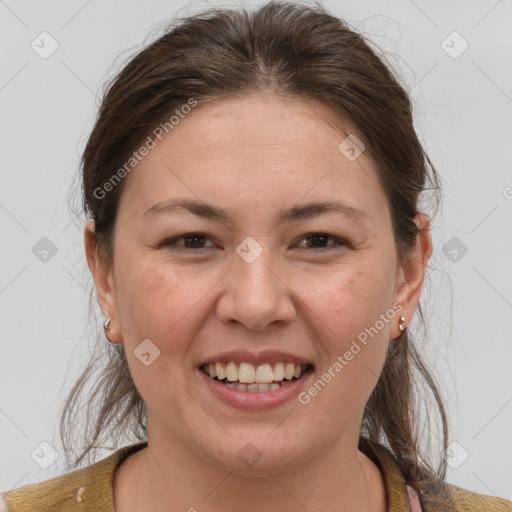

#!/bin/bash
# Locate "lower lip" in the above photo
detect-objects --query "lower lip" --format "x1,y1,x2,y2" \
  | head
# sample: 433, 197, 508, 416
197, 367, 313, 410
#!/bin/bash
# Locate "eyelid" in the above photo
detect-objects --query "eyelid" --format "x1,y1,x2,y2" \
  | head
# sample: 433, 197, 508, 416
161, 233, 217, 249
294, 233, 346, 249
160, 232, 346, 251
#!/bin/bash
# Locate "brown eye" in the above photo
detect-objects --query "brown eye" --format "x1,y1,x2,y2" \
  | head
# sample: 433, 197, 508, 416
295, 233, 345, 250
162, 233, 215, 249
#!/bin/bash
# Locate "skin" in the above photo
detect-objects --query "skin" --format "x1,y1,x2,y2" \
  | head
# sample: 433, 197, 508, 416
85, 92, 432, 512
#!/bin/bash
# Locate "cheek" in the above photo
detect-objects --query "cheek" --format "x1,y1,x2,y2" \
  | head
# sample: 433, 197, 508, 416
296, 264, 393, 407
115, 263, 179, 336
113, 257, 216, 409
114, 254, 224, 347
300, 261, 395, 343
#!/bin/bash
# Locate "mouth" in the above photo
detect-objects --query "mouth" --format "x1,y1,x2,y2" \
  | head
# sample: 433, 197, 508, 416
199, 361, 314, 393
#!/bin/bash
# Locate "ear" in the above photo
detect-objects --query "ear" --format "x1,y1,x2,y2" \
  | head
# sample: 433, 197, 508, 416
84, 221, 123, 343
391, 213, 433, 339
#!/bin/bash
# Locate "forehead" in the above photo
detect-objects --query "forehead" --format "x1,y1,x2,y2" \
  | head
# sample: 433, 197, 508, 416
118, 93, 387, 224
158, 93, 364, 162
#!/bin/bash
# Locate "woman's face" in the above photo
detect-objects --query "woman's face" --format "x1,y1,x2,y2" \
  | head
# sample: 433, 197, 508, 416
86, 93, 430, 472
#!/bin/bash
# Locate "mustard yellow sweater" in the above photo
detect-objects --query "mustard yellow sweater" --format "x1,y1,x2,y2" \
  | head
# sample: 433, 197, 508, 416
1, 440, 511, 511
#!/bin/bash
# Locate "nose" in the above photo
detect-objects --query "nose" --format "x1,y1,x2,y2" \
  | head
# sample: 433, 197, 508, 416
216, 247, 297, 331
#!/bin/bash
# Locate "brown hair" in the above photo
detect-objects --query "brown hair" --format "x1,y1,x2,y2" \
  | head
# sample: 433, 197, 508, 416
62, 1, 451, 508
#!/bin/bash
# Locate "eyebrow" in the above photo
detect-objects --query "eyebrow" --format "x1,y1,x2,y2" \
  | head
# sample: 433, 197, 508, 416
142, 198, 368, 226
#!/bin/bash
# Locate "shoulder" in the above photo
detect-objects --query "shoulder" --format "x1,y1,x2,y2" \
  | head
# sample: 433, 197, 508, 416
0, 454, 117, 512
0, 442, 147, 512
359, 438, 512, 512
442, 482, 512, 512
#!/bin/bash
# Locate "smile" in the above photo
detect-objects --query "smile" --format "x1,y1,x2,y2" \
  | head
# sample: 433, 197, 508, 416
200, 362, 311, 392
198, 360, 314, 409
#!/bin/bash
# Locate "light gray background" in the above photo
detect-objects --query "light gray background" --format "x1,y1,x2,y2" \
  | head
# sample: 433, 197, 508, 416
1, 0, 511, 501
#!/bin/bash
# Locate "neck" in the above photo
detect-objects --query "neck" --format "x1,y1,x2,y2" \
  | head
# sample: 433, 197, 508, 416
114, 431, 386, 512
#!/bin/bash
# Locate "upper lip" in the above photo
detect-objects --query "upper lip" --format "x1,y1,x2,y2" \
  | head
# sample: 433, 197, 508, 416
199, 350, 314, 367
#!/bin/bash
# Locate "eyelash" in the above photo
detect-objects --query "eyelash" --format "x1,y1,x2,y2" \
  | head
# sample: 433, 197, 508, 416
160, 233, 346, 252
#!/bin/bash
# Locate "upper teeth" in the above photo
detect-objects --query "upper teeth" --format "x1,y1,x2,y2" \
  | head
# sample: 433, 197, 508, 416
203, 362, 307, 383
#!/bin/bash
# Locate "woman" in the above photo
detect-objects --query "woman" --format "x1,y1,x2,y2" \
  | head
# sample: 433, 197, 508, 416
1, 1, 510, 511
